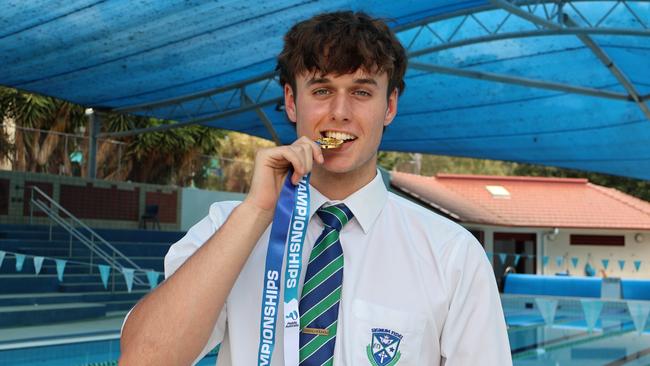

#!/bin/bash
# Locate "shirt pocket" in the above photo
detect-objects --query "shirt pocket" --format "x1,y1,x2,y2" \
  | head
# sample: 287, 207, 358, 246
349, 299, 427, 365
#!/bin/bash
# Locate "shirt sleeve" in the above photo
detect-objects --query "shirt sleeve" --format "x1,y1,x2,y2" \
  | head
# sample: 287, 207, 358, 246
439, 231, 512, 366
164, 200, 240, 365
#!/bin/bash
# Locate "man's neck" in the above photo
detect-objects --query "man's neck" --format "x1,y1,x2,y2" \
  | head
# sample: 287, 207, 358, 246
310, 164, 377, 201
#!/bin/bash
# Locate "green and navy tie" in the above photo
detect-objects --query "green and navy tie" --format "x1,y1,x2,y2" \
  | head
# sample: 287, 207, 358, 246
298, 203, 354, 365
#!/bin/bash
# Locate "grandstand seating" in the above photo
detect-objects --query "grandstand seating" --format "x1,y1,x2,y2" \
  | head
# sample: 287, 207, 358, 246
0, 224, 184, 327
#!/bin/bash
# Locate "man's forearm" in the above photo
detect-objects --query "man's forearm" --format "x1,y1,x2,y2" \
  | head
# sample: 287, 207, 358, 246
119, 201, 273, 365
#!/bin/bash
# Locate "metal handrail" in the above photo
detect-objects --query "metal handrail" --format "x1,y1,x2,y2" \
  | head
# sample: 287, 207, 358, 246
29, 186, 147, 286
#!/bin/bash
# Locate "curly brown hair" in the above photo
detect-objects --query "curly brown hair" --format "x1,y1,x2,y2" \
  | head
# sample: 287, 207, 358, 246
276, 11, 407, 99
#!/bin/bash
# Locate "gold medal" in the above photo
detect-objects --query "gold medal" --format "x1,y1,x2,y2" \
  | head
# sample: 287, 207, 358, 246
316, 137, 343, 149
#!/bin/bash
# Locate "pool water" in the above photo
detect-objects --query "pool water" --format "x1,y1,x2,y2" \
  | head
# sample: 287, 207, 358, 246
1, 295, 648, 365
0, 339, 218, 366
505, 295, 650, 365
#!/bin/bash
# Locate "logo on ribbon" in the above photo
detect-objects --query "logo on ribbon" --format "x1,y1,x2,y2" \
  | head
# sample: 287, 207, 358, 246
366, 328, 403, 366
285, 309, 299, 328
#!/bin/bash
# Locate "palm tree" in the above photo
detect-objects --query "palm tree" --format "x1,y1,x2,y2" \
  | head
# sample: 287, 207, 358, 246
0, 87, 228, 187
0, 86, 86, 174
119, 118, 226, 186
198, 132, 274, 192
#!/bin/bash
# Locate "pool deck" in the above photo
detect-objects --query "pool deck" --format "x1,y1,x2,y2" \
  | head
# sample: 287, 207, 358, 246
0, 311, 126, 350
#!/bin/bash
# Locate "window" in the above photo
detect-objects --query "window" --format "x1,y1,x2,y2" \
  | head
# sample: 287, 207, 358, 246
485, 185, 510, 198
570, 235, 624, 246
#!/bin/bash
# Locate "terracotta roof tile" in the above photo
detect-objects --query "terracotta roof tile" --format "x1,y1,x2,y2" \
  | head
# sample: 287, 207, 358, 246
390, 172, 650, 229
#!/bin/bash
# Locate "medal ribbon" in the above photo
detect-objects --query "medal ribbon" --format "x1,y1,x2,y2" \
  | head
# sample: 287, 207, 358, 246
257, 168, 310, 366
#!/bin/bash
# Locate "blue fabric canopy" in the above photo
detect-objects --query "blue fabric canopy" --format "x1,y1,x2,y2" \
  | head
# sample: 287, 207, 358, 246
1, 1, 649, 179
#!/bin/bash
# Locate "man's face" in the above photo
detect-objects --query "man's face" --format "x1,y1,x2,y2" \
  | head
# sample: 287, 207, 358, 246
284, 69, 398, 181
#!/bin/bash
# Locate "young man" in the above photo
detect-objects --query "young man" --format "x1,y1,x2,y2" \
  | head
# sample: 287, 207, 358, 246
120, 11, 511, 366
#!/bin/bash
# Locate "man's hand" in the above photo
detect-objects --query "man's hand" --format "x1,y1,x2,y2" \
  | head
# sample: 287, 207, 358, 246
120, 136, 324, 365
245, 136, 323, 213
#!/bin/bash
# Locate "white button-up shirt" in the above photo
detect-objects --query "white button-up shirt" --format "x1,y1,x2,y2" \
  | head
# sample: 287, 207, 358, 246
165, 172, 512, 365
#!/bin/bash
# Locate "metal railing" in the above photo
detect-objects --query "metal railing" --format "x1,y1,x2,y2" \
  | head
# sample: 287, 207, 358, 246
28, 185, 147, 288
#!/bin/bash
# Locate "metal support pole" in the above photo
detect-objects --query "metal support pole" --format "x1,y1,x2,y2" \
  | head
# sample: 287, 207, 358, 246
29, 188, 33, 225
111, 251, 116, 293
409, 61, 628, 101
85, 109, 101, 179
563, 16, 650, 121
491, 0, 650, 119
89, 235, 94, 274
242, 92, 282, 146
101, 98, 281, 138
118, 144, 122, 174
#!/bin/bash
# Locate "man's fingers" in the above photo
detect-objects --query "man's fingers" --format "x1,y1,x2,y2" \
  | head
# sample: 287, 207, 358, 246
310, 140, 324, 164
301, 142, 312, 174
297, 136, 324, 164
282, 147, 306, 178
289, 138, 321, 180
258, 137, 321, 185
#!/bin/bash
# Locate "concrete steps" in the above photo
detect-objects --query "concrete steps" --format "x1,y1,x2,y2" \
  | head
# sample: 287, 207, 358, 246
0, 223, 182, 327
0, 290, 146, 307
8, 241, 172, 257
0, 253, 165, 274
0, 303, 107, 327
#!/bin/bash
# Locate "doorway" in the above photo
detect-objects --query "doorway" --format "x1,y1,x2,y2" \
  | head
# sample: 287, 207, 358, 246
493, 232, 537, 290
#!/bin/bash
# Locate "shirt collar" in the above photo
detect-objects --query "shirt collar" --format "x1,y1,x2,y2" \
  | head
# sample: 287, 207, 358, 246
309, 170, 388, 234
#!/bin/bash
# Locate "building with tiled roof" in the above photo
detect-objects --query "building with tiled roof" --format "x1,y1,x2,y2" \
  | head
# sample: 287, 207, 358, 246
390, 172, 650, 283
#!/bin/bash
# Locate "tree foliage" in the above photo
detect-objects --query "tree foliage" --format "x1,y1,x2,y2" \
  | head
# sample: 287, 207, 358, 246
378, 151, 516, 176
379, 151, 650, 201
0, 87, 227, 186
108, 117, 226, 186
194, 132, 274, 192
0, 87, 86, 173
512, 163, 650, 202
3, 87, 648, 198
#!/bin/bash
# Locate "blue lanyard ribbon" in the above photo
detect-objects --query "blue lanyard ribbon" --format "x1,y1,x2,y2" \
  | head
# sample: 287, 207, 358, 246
257, 169, 310, 366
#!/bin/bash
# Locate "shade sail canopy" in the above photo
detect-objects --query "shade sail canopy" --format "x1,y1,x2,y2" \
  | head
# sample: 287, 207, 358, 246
1, 1, 649, 179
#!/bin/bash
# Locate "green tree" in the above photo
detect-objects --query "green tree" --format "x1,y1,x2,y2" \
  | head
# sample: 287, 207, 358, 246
379, 150, 650, 201
0, 86, 86, 174
195, 132, 274, 192
0, 87, 227, 186
111, 118, 225, 186
378, 151, 516, 176
513, 163, 650, 201
377, 151, 410, 171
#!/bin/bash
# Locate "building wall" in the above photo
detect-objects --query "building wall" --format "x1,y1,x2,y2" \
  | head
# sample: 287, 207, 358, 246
465, 224, 650, 279
180, 188, 245, 231
0, 170, 181, 230
542, 228, 650, 279
179, 170, 390, 231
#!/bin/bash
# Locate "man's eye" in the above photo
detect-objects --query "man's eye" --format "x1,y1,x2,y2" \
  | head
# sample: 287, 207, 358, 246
313, 89, 330, 96
354, 90, 372, 97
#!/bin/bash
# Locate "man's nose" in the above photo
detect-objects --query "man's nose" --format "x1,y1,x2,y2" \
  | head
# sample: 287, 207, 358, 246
330, 94, 351, 121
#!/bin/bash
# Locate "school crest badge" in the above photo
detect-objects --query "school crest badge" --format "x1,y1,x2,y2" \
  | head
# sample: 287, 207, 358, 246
366, 328, 403, 366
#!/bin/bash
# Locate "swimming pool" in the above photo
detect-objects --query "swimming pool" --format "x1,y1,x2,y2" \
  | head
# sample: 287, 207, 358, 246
504, 295, 650, 365
0, 338, 218, 366
1, 295, 648, 365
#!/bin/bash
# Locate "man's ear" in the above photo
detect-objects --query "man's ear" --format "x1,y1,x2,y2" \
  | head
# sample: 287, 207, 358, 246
384, 88, 398, 127
284, 84, 297, 123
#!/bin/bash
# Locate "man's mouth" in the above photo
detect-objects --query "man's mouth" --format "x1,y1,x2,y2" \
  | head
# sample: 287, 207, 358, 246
321, 131, 357, 143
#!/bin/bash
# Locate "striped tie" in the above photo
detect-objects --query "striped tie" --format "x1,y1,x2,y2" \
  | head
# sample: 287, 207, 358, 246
298, 203, 353, 366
